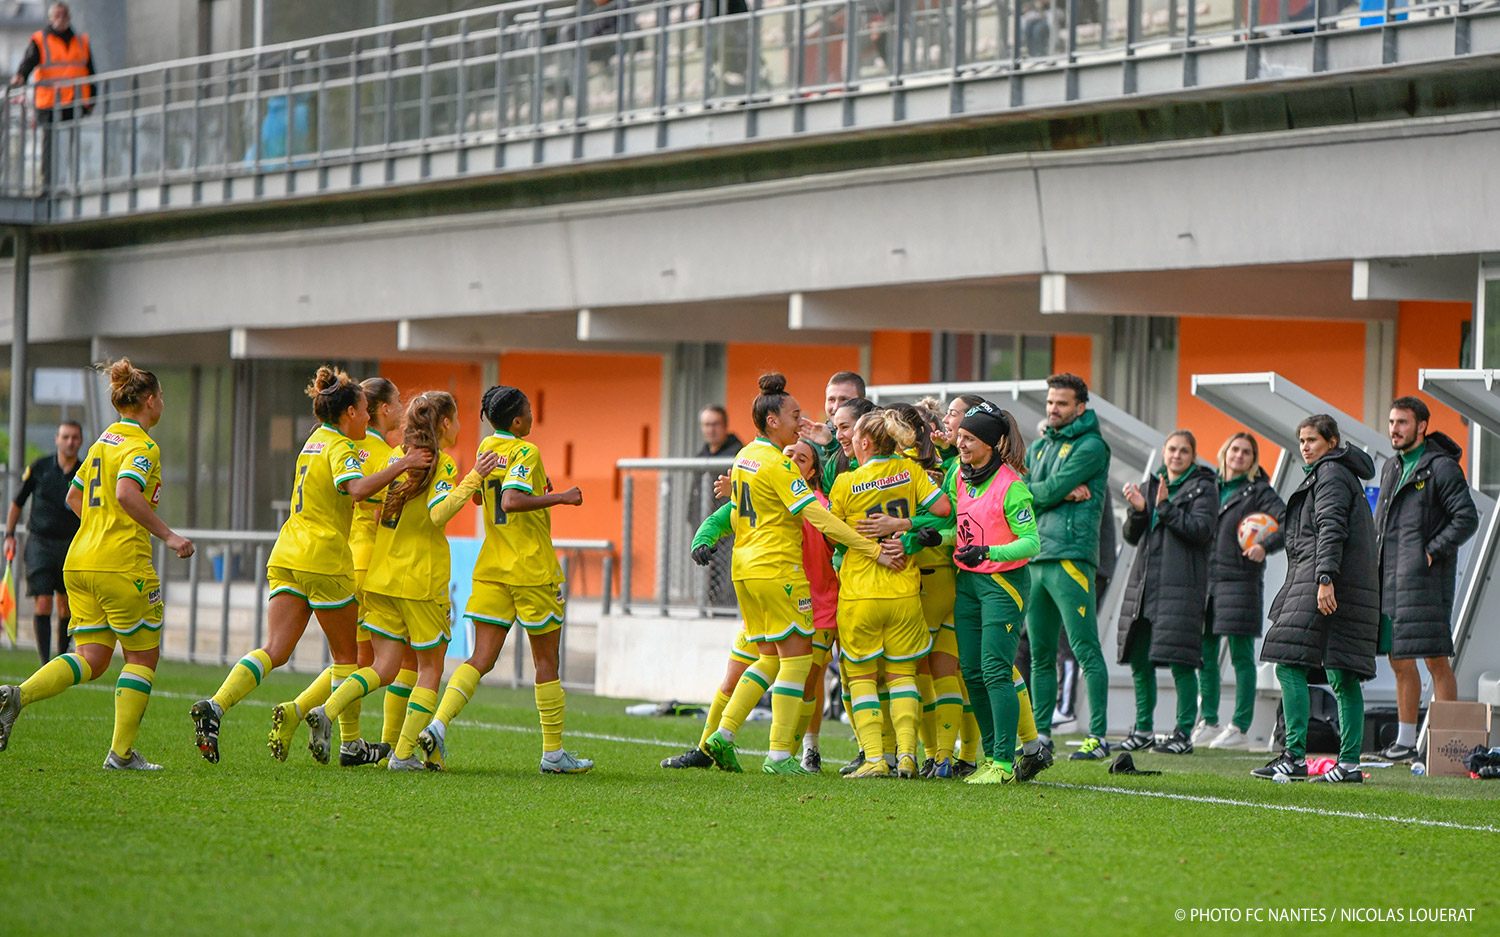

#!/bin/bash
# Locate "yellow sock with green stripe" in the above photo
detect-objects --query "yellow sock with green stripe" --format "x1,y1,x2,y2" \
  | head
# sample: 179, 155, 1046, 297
915, 671, 937, 758
535, 679, 566, 753
212, 648, 273, 710
767, 654, 812, 758
848, 677, 884, 761
792, 696, 816, 752
879, 688, 896, 762
434, 663, 482, 733
698, 689, 732, 748
110, 664, 154, 758
383, 668, 418, 746
713, 654, 778, 742
19, 652, 91, 706
394, 687, 438, 759
325, 666, 380, 724
330, 664, 364, 743
933, 674, 964, 762
958, 679, 982, 761
887, 674, 922, 760
1014, 667, 1039, 747
289, 667, 333, 723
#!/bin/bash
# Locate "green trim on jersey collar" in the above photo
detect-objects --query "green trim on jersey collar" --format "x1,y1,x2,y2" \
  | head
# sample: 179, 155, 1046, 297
753, 436, 773, 446
119, 418, 143, 428
493, 431, 518, 440
864, 454, 896, 464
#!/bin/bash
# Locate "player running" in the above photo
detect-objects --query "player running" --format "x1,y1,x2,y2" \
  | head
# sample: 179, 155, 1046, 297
0, 359, 195, 768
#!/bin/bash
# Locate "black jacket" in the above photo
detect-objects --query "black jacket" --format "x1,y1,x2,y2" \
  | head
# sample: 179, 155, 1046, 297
1207, 474, 1286, 638
1117, 464, 1217, 668
1373, 432, 1479, 659
1263, 446, 1380, 680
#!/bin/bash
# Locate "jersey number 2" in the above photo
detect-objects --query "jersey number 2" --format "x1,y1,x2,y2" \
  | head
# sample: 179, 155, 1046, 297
86, 456, 102, 507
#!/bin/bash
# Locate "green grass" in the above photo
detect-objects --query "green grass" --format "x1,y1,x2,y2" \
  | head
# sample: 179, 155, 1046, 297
2, 647, 1496, 936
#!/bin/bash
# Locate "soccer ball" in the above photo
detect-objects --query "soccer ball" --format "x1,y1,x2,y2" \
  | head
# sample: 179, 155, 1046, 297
1237, 512, 1279, 551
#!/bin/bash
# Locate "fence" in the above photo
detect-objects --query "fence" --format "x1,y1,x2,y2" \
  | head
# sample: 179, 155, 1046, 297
4, 528, 611, 692
0, 0, 1475, 204
616, 456, 737, 617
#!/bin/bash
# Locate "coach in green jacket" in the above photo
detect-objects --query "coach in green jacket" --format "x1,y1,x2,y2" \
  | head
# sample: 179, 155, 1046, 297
1025, 373, 1114, 760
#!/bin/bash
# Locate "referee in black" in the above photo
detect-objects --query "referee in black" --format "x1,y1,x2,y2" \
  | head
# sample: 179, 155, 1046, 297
5, 421, 84, 663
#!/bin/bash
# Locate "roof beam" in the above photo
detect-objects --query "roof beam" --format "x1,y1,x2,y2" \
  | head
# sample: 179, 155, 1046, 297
578, 300, 867, 345
789, 282, 1110, 334
1041, 266, 1398, 321
1351, 257, 1477, 302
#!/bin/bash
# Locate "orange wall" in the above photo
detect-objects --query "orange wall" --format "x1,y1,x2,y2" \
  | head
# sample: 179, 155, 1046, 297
1053, 335, 1092, 384
1177, 318, 1367, 472
870, 330, 931, 386
725, 342, 862, 423
376, 359, 484, 533
1395, 301, 1471, 444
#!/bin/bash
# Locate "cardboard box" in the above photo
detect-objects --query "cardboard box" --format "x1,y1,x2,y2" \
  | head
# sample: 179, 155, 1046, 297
1426, 701, 1492, 777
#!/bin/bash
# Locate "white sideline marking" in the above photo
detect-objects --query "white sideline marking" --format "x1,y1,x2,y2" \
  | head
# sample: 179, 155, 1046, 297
12, 674, 1491, 832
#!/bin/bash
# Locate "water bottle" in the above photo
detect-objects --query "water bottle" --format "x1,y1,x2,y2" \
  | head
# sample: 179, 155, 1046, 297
1411, 761, 1426, 776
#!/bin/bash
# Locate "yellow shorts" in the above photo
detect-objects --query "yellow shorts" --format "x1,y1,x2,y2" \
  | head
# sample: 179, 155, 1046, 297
64, 571, 164, 653
361, 592, 452, 650
930, 623, 959, 659
836, 594, 931, 664
734, 577, 813, 643
268, 565, 357, 610
729, 628, 758, 664
465, 579, 564, 634
812, 628, 835, 668
354, 568, 371, 643
919, 565, 957, 633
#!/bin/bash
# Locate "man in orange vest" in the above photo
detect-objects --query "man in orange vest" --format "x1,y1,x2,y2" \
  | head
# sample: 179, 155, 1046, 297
10, 2, 95, 186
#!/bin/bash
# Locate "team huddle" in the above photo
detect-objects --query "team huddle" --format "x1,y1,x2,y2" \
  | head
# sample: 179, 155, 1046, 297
0, 361, 591, 774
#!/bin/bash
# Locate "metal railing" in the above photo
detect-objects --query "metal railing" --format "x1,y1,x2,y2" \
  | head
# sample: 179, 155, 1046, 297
0, 0, 1480, 206
617, 456, 736, 616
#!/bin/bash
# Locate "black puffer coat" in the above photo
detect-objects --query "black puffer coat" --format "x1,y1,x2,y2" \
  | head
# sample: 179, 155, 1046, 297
1117, 463, 1217, 668
1207, 474, 1287, 638
1263, 446, 1379, 680
1373, 432, 1479, 659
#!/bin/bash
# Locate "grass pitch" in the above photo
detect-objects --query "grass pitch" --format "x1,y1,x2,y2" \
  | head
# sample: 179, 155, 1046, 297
1, 648, 1496, 936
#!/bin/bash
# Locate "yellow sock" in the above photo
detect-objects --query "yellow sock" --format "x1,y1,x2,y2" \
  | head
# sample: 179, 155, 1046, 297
887, 674, 922, 760
535, 679, 566, 753
714, 655, 778, 740
880, 692, 896, 760
768, 654, 812, 755
434, 663, 482, 731
110, 664, 154, 758
19, 652, 90, 706
394, 687, 438, 760
848, 678, 885, 760
959, 679, 982, 761
933, 674, 964, 762
290, 667, 333, 722
699, 689, 732, 748
325, 666, 379, 723
915, 671, 937, 758
1014, 667, 1038, 746
792, 696, 815, 751
383, 668, 418, 746
212, 648, 273, 710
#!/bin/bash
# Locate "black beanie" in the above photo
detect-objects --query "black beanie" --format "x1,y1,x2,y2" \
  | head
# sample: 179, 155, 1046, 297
959, 401, 1009, 448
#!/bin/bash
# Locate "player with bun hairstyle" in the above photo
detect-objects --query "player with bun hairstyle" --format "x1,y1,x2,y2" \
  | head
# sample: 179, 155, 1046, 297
417, 385, 594, 774
828, 409, 950, 778
0, 360, 195, 768
190, 367, 429, 764
700, 374, 903, 775
267, 376, 416, 765
305, 391, 495, 769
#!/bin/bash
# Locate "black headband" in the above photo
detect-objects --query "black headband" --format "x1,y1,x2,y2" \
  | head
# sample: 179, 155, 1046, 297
959, 402, 1009, 448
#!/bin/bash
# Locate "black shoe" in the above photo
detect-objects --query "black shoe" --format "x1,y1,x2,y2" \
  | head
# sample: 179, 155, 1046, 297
918, 757, 936, 779
1151, 729, 1194, 755
839, 750, 866, 776
190, 699, 222, 764
661, 747, 714, 769
801, 748, 822, 773
339, 739, 388, 767
952, 758, 978, 779
1372, 741, 1417, 763
1251, 751, 1308, 781
1015, 745, 1055, 782
1310, 763, 1364, 783
1118, 730, 1154, 752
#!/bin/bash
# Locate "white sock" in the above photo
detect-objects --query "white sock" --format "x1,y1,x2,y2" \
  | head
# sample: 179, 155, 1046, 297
802, 733, 819, 754
716, 727, 735, 743
767, 750, 790, 762
430, 719, 447, 741
543, 749, 563, 762
884, 753, 897, 768
1022, 738, 1041, 755
1396, 722, 1417, 748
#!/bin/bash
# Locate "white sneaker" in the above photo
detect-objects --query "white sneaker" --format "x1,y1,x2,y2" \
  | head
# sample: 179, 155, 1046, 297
104, 749, 163, 770
1209, 724, 1247, 750
387, 753, 426, 771
1050, 713, 1079, 734
1190, 720, 1221, 746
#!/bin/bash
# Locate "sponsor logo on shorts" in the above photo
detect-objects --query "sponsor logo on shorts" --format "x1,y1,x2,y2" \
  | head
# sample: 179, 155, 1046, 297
148, 588, 162, 604
850, 470, 912, 495
302, 442, 327, 455
736, 457, 762, 473
101, 432, 126, 446
797, 597, 812, 613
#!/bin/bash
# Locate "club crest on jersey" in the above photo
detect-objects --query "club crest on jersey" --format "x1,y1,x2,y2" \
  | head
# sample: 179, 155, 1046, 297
736, 457, 762, 474
302, 441, 327, 455
850, 470, 912, 495
1058, 443, 1073, 459
131, 455, 153, 473
100, 432, 126, 446
957, 515, 984, 547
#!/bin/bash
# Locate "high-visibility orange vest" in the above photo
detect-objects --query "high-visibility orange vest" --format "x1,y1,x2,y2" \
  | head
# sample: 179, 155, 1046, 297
30, 30, 91, 111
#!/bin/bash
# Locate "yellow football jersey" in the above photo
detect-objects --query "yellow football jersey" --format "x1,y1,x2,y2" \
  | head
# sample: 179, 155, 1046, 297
473, 432, 562, 586
266, 424, 365, 576
829, 455, 941, 599
348, 432, 396, 573
63, 419, 162, 576
364, 448, 460, 602
729, 437, 818, 581
913, 460, 958, 570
